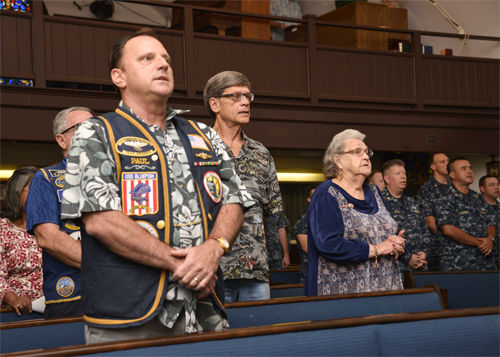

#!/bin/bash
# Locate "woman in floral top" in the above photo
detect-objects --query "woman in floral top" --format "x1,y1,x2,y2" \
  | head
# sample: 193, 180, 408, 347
0, 167, 43, 315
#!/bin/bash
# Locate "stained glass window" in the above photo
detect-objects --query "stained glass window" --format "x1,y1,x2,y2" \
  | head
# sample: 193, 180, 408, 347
0, 0, 31, 13
0, 78, 34, 87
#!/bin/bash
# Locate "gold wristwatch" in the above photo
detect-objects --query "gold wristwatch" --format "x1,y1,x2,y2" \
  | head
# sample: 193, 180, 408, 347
212, 237, 229, 254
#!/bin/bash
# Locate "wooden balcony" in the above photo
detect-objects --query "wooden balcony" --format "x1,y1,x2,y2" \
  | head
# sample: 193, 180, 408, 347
1, 0, 498, 154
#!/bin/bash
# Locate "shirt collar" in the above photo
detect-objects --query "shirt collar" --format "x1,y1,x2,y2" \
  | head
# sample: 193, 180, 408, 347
118, 100, 190, 125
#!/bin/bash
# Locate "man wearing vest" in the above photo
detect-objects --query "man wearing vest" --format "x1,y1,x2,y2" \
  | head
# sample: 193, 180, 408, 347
26, 106, 94, 318
60, 28, 253, 344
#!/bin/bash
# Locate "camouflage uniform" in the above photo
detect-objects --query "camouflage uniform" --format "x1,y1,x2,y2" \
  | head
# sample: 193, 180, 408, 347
435, 184, 497, 271
294, 213, 308, 283
381, 190, 430, 273
61, 103, 253, 333
484, 201, 499, 269
220, 132, 284, 282
417, 177, 450, 270
266, 213, 287, 270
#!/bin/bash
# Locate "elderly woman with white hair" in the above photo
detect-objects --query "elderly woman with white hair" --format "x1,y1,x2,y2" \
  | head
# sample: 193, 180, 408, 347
305, 129, 405, 296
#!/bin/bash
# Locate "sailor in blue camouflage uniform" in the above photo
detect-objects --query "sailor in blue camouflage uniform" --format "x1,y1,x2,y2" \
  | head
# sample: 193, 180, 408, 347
294, 185, 315, 283
479, 175, 499, 269
381, 160, 429, 278
26, 106, 94, 318
266, 213, 289, 270
60, 29, 253, 344
435, 158, 496, 271
417, 153, 450, 270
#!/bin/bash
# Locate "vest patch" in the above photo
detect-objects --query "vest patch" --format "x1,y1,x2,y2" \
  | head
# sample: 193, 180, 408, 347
55, 176, 65, 188
203, 171, 222, 203
136, 220, 159, 238
116, 137, 157, 157
188, 135, 209, 151
56, 276, 75, 297
122, 172, 159, 216
48, 169, 65, 178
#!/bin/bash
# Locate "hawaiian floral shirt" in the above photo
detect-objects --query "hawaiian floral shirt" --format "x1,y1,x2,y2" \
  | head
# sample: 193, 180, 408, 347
0, 218, 43, 305
61, 103, 253, 333
220, 132, 284, 282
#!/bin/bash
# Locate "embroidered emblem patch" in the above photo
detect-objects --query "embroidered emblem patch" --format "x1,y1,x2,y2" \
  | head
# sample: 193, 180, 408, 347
188, 135, 209, 151
195, 152, 212, 160
136, 220, 159, 238
48, 169, 65, 178
55, 176, 65, 188
57, 189, 63, 202
203, 171, 222, 203
56, 276, 75, 297
116, 137, 156, 157
122, 172, 159, 216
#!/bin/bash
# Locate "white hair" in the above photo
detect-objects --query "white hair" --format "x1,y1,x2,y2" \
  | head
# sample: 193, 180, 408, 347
323, 129, 366, 179
52, 106, 94, 137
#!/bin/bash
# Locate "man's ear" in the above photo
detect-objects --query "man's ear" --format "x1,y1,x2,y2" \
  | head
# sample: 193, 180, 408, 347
55, 133, 68, 152
430, 163, 436, 172
479, 186, 485, 194
111, 68, 126, 89
209, 97, 219, 115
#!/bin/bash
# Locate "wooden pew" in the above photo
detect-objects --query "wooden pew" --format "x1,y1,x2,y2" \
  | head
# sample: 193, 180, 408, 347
0, 287, 444, 354
269, 267, 301, 285
404, 270, 500, 309
4, 306, 498, 356
0, 307, 43, 323
270, 283, 304, 298
225, 287, 445, 328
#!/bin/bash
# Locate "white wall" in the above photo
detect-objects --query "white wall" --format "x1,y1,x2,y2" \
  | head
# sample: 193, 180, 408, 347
299, 0, 500, 59
402, 0, 500, 59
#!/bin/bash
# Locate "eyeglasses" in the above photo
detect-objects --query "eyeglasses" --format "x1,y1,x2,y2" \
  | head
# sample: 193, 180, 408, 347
215, 92, 255, 102
341, 147, 374, 158
60, 122, 83, 135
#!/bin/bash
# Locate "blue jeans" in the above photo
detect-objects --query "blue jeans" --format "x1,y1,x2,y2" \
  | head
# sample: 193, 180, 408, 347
224, 279, 270, 303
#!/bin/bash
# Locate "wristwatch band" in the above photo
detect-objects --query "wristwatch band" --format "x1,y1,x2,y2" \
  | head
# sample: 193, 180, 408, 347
212, 237, 229, 253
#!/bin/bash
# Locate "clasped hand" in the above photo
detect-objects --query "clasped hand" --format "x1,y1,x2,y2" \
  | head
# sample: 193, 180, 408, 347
170, 239, 223, 299
477, 237, 493, 257
379, 230, 406, 259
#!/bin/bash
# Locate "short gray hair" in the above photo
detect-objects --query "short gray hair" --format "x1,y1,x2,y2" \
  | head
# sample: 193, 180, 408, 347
53, 106, 94, 137
323, 129, 366, 179
203, 71, 251, 118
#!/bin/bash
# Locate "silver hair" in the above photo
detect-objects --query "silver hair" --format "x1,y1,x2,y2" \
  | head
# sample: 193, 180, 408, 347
323, 129, 366, 179
52, 106, 94, 137
203, 71, 251, 119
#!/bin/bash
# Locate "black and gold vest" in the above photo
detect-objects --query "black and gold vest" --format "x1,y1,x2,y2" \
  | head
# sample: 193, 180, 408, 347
81, 108, 225, 328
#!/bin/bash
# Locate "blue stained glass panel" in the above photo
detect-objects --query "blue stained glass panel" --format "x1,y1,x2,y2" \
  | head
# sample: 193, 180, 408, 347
0, 78, 34, 87
0, 0, 31, 13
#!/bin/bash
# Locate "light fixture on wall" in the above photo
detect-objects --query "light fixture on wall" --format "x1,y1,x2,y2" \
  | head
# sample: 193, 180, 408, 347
73, 0, 114, 19
426, 0, 469, 53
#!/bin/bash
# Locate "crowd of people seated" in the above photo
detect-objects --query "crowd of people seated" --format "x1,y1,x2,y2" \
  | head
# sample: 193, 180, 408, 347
0, 27, 498, 349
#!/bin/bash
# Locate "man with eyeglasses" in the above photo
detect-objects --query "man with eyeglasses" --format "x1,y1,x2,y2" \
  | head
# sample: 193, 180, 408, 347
58, 29, 252, 343
203, 71, 290, 302
26, 106, 94, 318
380, 159, 429, 277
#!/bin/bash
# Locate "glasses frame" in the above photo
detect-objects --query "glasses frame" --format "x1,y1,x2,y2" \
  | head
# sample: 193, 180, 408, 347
340, 148, 374, 158
215, 92, 255, 102
60, 122, 82, 135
